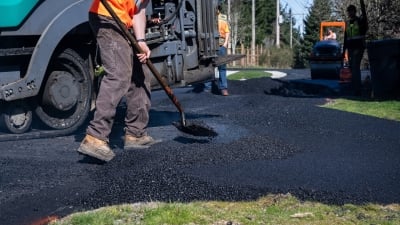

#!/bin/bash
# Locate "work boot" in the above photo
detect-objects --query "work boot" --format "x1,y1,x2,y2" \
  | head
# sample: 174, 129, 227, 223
221, 89, 229, 96
124, 134, 161, 150
77, 134, 115, 162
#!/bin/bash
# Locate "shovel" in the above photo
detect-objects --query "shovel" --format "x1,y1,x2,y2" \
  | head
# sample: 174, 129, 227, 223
100, 0, 217, 137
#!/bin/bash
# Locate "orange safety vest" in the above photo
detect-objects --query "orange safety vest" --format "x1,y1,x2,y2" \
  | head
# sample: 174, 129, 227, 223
90, 0, 144, 27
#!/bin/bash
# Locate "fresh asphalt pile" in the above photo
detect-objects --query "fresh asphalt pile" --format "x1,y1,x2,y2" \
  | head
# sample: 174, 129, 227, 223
0, 76, 399, 225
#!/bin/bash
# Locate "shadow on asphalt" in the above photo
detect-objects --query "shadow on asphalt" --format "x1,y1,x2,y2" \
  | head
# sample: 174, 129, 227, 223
228, 76, 400, 100
267, 78, 375, 98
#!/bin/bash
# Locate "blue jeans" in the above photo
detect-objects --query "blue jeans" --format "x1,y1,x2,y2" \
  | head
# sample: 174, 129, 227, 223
218, 46, 228, 90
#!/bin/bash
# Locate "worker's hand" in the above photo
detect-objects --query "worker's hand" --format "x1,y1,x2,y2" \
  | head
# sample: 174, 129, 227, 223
137, 41, 151, 64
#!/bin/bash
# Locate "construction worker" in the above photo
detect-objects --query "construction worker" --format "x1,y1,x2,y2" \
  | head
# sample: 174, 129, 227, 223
77, 0, 160, 162
324, 29, 337, 40
217, 5, 230, 96
343, 0, 368, 95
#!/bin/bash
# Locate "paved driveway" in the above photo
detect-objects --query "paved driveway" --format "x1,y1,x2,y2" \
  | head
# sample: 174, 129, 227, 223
0, 71, 399, 225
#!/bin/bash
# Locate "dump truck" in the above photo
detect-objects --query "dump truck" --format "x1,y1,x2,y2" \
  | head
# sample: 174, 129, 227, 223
0, 0, 226, 138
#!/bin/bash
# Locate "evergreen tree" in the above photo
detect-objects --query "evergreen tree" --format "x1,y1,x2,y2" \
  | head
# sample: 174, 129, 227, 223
334, 0, 400, 39
236, 1, 252, 47
237, 0, 295, 48
279, 5, 295, 47
255, 0, 275, 46
297, 0, 334, 68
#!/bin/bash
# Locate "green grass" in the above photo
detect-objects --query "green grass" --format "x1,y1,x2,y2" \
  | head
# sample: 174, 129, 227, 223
227, 70, 271, 80
322, 98, 400, 122
52, 194, 400, 225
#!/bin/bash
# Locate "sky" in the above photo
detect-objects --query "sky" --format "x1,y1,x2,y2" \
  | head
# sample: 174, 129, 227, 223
281, 0, 314, 33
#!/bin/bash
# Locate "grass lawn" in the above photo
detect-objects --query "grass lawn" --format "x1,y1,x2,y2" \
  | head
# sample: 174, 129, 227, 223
322, 98, 400, 122
52, 194, 400, 225
228, 70, 271, 80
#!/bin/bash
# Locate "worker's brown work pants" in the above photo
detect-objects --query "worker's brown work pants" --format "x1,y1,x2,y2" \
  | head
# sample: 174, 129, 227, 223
87, 13, 151, 142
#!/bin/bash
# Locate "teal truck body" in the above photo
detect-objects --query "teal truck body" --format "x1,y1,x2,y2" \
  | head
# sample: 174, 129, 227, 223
0, 0, 39, 27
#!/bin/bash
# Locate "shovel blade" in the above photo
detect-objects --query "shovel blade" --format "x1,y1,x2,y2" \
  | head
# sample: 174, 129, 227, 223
172, 120, 218, 137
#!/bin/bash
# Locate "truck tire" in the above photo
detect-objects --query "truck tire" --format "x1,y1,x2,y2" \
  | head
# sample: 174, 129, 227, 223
1, 100, 33, 134
35, 48, 92, 132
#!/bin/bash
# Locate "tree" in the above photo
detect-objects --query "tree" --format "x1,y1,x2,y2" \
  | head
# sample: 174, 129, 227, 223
233, 0, 276, 48
235, 1, 251, 47
375, 0, 400, 38
295, 0, 335, 68
229, 0, 242, 57
251, 0, 255, 65
279, 4, 296, 47
334, 0, 400, 39
229, 0, 399, 68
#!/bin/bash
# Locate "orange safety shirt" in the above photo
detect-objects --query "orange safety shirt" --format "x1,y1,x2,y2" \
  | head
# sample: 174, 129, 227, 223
218, 13, 230, 46
90, 0, 145, 27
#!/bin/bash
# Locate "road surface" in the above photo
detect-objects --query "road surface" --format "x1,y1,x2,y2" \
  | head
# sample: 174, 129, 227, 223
0, 69, 399, 225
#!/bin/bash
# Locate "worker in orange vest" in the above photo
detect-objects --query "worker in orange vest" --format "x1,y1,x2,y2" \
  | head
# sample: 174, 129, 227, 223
77, 0, 161, 162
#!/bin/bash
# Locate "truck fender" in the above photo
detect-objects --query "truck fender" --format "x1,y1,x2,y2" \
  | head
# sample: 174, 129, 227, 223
0, 0, 91, 101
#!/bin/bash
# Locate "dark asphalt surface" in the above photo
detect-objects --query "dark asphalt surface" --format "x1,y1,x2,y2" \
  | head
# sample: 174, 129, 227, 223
1, 69, 399, 225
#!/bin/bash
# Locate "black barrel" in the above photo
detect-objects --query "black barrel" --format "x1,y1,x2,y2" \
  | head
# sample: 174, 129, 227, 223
367, 39, 400, 99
